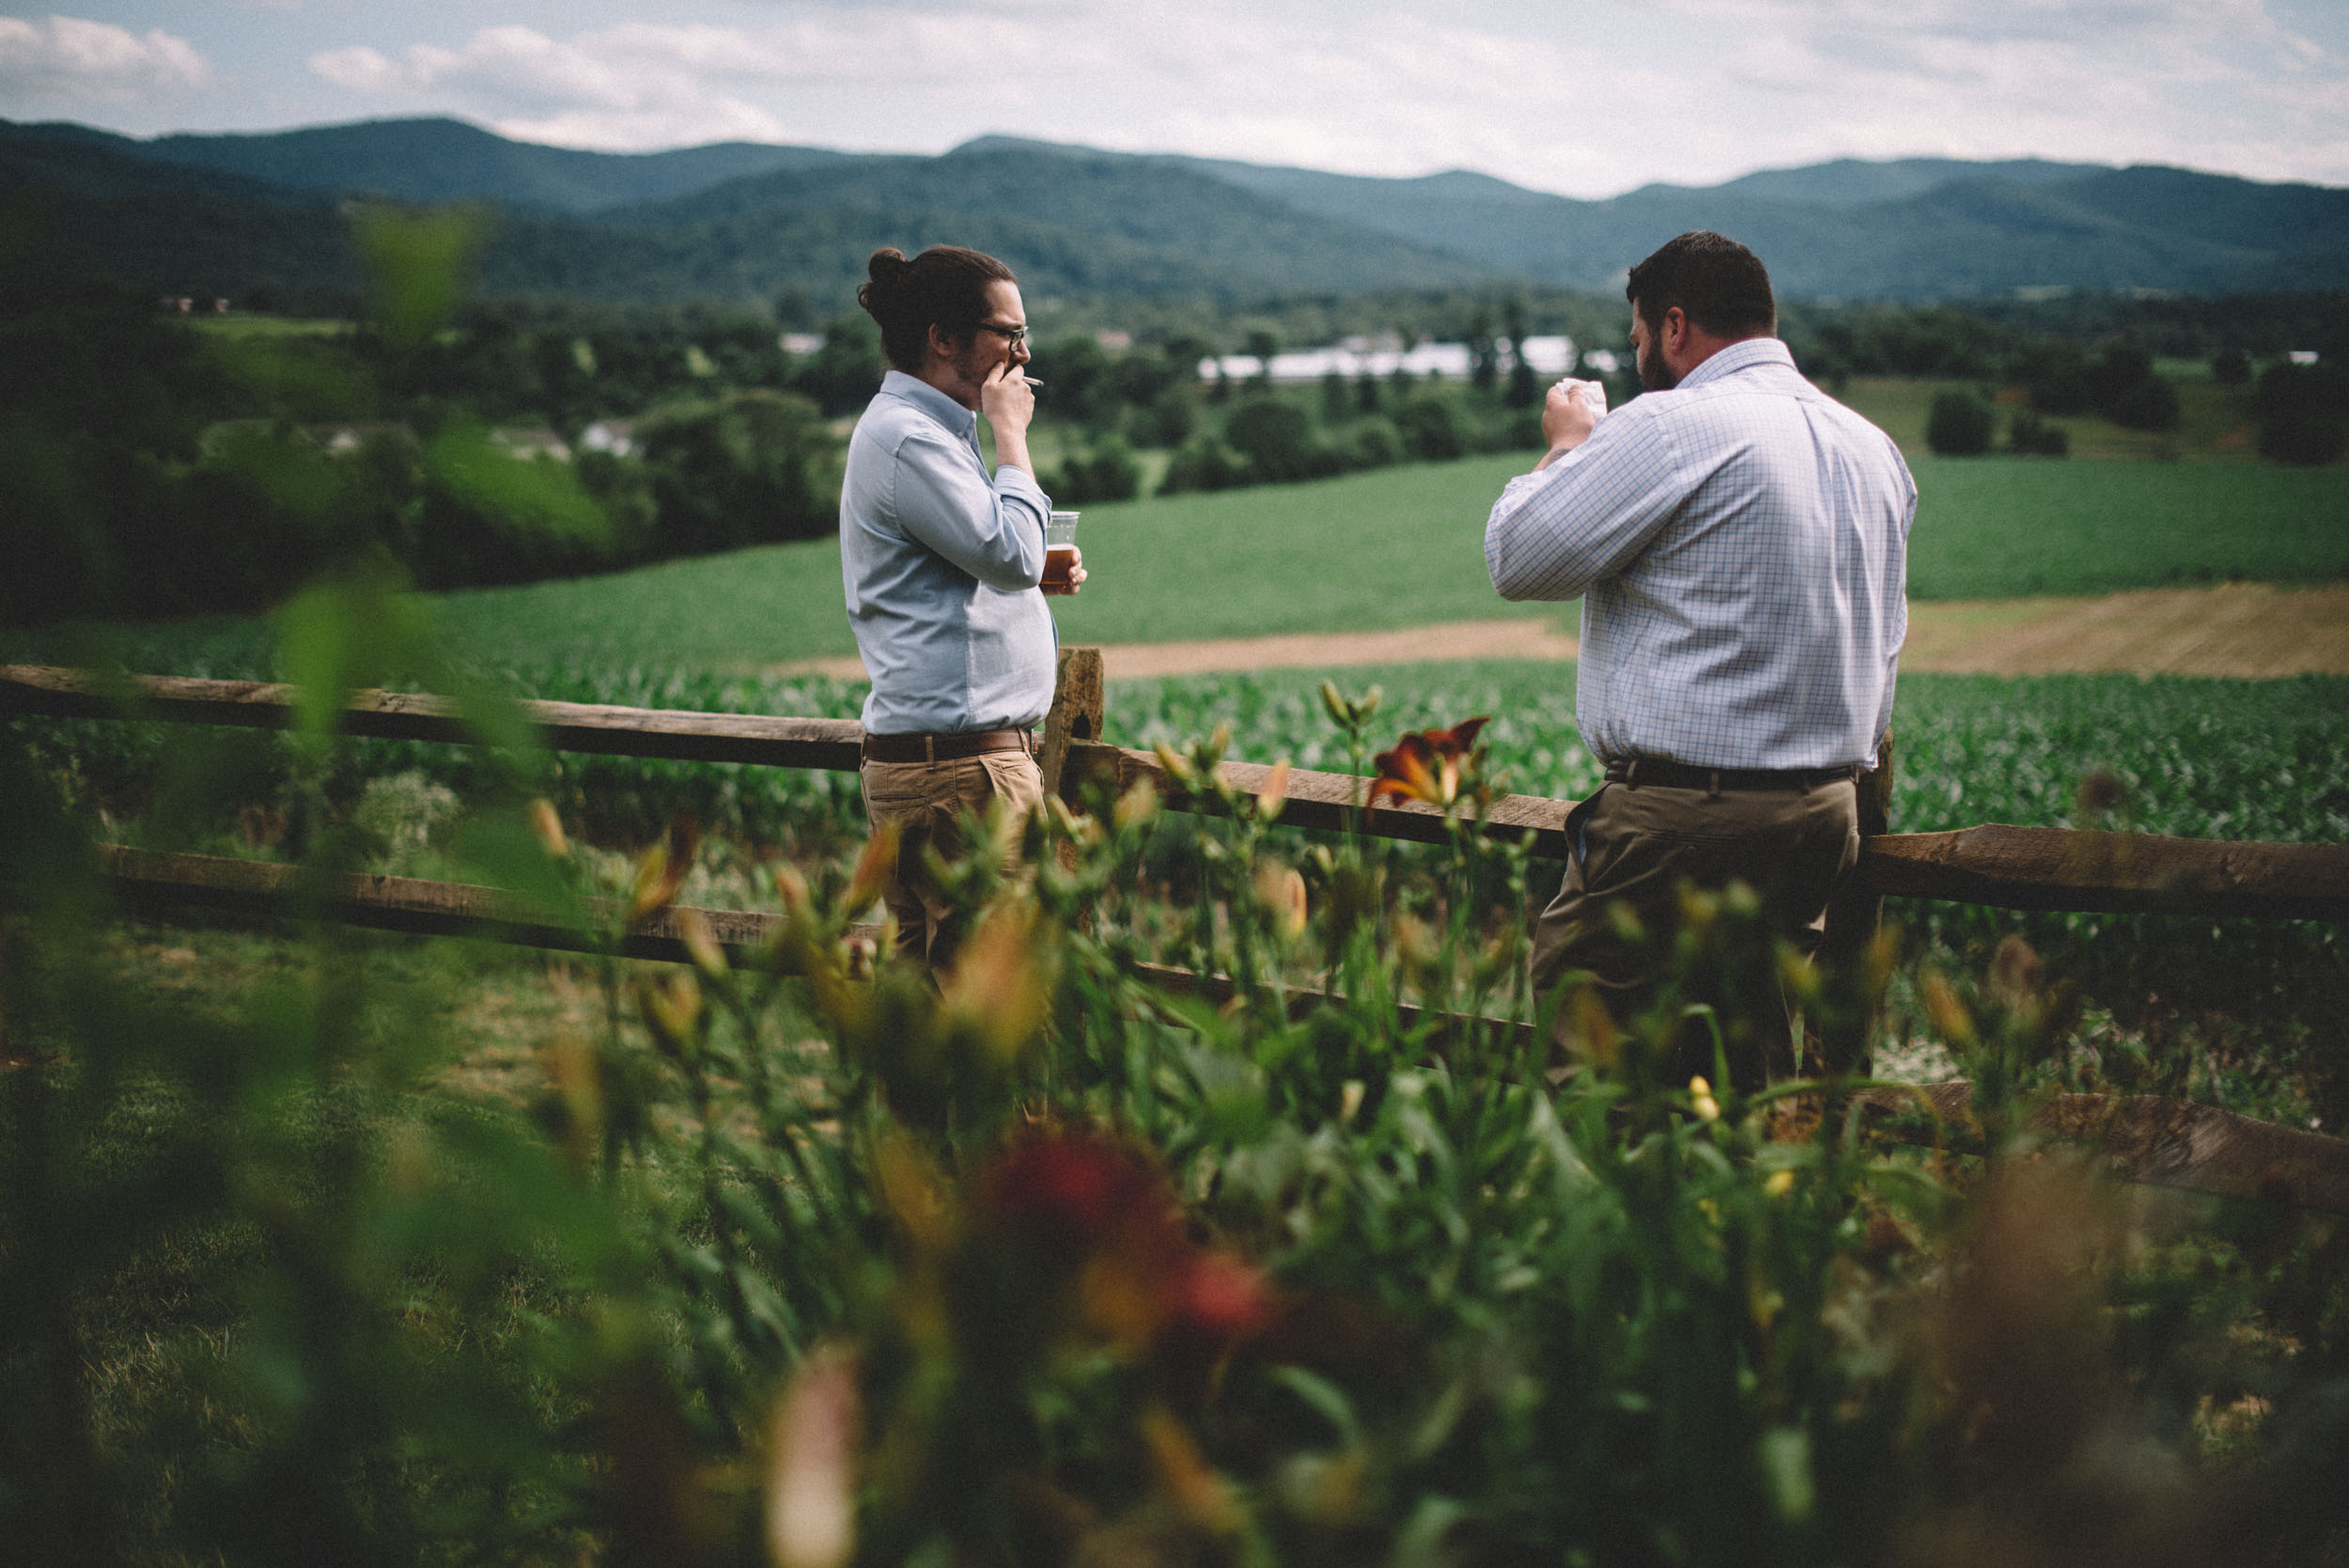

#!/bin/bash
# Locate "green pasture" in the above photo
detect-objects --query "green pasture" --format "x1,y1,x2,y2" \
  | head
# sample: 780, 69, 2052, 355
1833, 375, 2264, 463
18, 446, 2343, 677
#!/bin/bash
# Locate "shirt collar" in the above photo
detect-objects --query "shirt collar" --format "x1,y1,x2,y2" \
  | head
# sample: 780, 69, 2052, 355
880, 368, 977, 439
1676, 336, 1796, 389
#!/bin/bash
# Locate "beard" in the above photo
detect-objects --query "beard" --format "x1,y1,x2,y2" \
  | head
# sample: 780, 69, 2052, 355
1637, 334, 1677, 392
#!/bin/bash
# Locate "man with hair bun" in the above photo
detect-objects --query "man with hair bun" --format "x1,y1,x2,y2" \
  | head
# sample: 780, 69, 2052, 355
841, 243, 1083, 970
1485, 230, 1913, 1091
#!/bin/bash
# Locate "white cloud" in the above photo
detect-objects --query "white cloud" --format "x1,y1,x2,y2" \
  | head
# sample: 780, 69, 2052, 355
283, 1, 2349, 192
0, 13, 207, 107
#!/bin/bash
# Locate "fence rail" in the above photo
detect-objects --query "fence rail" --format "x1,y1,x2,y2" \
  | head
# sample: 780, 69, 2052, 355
9, 660, 2346, 921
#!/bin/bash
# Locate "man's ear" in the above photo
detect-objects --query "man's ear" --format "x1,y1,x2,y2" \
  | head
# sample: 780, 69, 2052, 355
1660, 305, 1689, 353
925, 320, 958, 363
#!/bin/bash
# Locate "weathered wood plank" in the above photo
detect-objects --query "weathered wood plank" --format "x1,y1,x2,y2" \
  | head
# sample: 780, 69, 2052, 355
1857, 823, 2349, 920
1, 665, 865, 771
1038, 646, 1105, 800
1063, 738, 1578, 858
96, 845, 796, 966
1860, 1080, 2349, 1216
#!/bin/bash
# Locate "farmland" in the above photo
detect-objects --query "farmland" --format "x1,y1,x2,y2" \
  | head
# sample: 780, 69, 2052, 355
8, 448, 2345, 678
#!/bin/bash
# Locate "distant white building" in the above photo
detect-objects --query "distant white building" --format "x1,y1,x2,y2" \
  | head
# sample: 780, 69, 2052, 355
2289, 350, 2320, 365
778, 333, 827, 357
1200, 334, 1578, 384
580, 420, 636, 458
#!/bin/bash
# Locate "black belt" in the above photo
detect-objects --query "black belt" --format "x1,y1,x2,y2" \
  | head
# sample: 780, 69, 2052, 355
860, 727, 1034, 764
1604, 757, 1858, 792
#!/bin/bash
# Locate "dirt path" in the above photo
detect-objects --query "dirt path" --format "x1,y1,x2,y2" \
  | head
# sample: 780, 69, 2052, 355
780, 582, 2349, 683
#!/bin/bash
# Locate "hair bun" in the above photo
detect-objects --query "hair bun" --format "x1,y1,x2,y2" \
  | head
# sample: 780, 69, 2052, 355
867, 247, 909, 283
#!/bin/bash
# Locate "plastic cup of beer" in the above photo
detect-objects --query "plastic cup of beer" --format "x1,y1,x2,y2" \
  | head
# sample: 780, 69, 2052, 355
1043, 510, 1080, 590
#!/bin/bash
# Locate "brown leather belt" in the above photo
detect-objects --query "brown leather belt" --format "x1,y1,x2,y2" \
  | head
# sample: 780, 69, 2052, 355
1605, 757, 1858, 792
860, 727, 1034, 765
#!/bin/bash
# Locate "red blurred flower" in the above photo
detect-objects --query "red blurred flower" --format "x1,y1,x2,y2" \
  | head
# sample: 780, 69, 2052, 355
1367, 717, 1489, 815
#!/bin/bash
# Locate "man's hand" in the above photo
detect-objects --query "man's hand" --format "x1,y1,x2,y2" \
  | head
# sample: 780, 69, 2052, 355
1041, 546, 1086, 597
1535, 378, 1605, 470
979, 359, 1035, 433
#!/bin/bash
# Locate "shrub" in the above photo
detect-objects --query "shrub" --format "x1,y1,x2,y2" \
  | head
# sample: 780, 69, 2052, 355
1349, 415, 1405, 469
1156, 436, 1251, 494
1050, 435, 1142, 503
635, 388, 839, 553
1221, 396, 1321, 482
1395, 394, 1468, 460
2105, 373, 2181, 432
1925, 388, 1996, 456
2008, 409, 2071, 457
2213, 347, 2251, 385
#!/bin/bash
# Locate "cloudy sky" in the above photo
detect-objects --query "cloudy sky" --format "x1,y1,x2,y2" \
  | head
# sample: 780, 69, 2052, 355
3, 0, 2345, 196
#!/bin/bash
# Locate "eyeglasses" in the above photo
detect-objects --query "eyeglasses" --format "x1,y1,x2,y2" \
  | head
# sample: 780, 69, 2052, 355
975, 321, 1029, 347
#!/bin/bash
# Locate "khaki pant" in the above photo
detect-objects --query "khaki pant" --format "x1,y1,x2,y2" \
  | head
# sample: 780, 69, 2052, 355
859, 749, 1044, 971
1530, 776, 1861, 1091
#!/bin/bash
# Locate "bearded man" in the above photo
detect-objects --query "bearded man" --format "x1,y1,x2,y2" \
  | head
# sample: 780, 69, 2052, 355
1485, 230, 1913, 1088
841, 244, 1083, 970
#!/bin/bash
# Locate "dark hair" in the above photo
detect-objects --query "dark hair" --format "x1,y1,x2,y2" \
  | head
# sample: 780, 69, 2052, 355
1625, 231, 1775, 340
857, 245, 1017, 372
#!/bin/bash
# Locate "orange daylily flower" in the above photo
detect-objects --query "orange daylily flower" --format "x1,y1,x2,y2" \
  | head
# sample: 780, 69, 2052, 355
1366, 717, 1489, 815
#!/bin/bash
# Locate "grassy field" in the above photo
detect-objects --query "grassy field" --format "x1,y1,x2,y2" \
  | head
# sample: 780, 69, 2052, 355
1833, 375, 2269, 463
11, 447, 2344, 678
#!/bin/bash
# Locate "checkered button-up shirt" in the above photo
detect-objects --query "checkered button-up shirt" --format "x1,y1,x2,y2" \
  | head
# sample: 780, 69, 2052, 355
1486, 338, 1914, 770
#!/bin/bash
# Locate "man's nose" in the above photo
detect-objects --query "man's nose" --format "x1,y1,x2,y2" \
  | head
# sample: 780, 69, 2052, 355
1012, 339, 1030, 363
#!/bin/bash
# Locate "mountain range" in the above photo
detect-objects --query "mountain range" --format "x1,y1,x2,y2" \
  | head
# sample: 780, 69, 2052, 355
4, 115, 2345, 310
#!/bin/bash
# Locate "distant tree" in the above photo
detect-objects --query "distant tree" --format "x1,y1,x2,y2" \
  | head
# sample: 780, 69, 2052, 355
1925, 389, 1996, 456
1243, 329, 1279, 391
1468, 305, 1498, 393
1032, 334, 1115, 429
1322, 370, 1352, 425
637, 389, 838, 551
2212, 347, 2251, 385
785, 315, 885, 415
1356, 370, 1382, 414
2255, 361, 2349, 465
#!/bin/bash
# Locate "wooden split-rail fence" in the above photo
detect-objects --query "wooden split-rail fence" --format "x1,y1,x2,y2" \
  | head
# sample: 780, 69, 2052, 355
7, 655, 2348, 1215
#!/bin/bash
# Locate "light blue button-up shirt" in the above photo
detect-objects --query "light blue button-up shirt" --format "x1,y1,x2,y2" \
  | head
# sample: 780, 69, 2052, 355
1486, 338, 1913, 770
841, 370, 1058, 736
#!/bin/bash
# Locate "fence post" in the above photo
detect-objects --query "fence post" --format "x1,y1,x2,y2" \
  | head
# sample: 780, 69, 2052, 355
1038, 646, 1105, 801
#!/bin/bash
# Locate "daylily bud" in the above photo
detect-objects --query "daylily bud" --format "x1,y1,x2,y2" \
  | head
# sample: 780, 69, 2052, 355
1113, 776, 1159, 831
675, 906, 728, 980
840, 823, 898, 917
1256, 758, 1291, 821
526, 798, 568, 860
765, 1347, 860, 1568
1255, 862, 1309, 942
1921, 971, 1976, 1047
1688, 1075, 1720, 1123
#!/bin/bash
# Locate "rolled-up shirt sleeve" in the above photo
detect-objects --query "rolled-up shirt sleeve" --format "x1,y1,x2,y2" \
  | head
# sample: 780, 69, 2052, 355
892, 425, 1050, 592
1485, 409, 1694, 602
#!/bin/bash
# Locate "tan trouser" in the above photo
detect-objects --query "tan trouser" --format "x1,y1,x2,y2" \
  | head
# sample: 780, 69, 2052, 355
859, 749, 1044, 971
1530, 776, 1861, 1091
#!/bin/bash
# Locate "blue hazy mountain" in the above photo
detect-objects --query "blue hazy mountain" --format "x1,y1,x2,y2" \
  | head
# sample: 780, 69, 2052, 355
4, 116, 2343, 306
